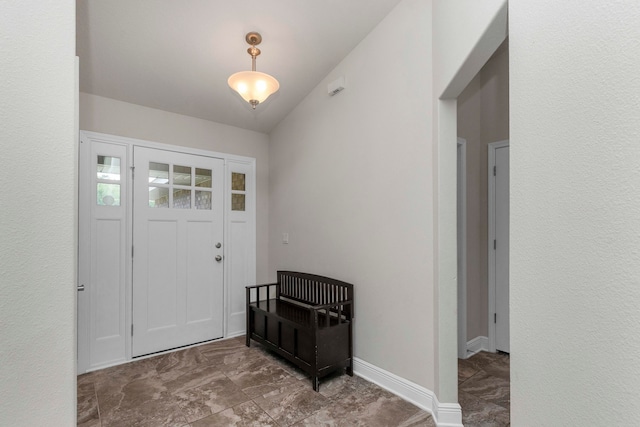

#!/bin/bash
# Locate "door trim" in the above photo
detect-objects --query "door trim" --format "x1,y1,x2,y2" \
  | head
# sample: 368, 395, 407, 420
488, 139, 509, 353
457, 138, 468, 359
78, 130, 256, 372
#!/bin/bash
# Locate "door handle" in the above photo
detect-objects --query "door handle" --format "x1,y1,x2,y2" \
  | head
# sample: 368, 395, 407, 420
77, 284, 85, 291
215, 255, 223, 262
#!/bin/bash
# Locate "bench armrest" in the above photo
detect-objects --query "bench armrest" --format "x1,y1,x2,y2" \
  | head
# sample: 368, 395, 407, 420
245, 282, 278, 289
309, 300, 354, 326
246, 282, 279, 304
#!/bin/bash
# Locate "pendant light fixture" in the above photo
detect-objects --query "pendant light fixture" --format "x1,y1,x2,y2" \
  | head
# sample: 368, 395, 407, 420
228, 32, 280, 109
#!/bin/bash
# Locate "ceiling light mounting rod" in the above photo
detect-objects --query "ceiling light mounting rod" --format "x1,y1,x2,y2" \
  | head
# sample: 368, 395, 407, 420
246, 32, 261, 73
227, 31, 279, 110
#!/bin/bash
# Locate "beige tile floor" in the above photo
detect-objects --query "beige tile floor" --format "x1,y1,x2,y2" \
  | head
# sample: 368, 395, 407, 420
458, 351, 511, 426
77, 336, 435, 426
77, 336, 510, 426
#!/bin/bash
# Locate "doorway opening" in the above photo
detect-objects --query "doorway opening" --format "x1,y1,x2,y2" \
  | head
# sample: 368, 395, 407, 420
77, 131, 257, 374
455, 38, 510, 424
456, 39, 509, 359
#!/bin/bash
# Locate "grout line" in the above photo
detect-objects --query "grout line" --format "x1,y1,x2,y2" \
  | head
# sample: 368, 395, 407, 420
93, 380, 102, 427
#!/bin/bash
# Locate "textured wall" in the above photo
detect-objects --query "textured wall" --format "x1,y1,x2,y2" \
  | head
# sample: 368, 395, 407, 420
79, 93, 270, 283
510, 1, 640, 424
269, 0, 434, 389
0, 1, 77, 425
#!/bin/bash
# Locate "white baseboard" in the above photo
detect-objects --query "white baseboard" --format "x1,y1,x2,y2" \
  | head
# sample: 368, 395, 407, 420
353, 358, 462, 427
226, 329, 245, 339
466, 336, 489, 357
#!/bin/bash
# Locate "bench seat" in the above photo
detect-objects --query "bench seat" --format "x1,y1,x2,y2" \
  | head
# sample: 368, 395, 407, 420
248, 299, 347, 329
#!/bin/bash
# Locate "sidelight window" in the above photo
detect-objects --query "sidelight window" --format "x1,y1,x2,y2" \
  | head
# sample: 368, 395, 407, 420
97, 155, 121, 206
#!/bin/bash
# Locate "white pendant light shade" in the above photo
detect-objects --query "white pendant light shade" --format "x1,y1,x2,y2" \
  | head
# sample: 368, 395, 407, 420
227, 71, 279, 105
228, 32, 280, 109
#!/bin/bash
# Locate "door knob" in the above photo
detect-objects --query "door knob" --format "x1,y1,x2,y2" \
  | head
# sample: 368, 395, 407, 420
215, 255, 223, 262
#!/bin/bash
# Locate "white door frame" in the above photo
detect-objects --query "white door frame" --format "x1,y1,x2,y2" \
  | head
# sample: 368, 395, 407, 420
457, 138, 468, 359
78, 130, 256, 372
488, 139, 509, 352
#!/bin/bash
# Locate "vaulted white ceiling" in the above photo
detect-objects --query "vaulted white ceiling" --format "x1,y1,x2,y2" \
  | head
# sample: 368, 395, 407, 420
77, 0, 402, 133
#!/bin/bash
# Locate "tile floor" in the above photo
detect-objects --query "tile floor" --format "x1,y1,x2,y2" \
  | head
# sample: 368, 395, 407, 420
77, 337, 510, 426
77, 336, 435, 426
458, 351, 511, 426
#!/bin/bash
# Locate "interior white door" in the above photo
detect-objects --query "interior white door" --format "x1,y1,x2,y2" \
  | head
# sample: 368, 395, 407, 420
494, 145, 510, 353
132, 147, 224, 357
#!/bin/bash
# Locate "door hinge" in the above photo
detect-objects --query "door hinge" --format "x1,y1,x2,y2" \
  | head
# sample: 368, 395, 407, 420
494, 239, 496, 250
493, 165, 496, 176
132, 245, 134, 258
131, 324, 134, 336
494, 313, 497, 323
130, 166, 135, 179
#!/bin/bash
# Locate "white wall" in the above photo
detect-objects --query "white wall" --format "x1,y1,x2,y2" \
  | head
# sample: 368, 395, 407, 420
510, 1, 640, 424
79, 93, 270, 283
0, 1, 77, 425
457, 42, 509, 342
269, 0, 434, 389
432, 0, 508, 99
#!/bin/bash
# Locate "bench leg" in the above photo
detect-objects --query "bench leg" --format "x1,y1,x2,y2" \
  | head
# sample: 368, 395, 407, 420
246, 334, 250, 347
312, 376, 320, 392
347, 362, 353, 377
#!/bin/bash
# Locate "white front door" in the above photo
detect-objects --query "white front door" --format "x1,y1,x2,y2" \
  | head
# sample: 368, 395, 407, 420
132, 147, 224, 357
494, 145, 510, 353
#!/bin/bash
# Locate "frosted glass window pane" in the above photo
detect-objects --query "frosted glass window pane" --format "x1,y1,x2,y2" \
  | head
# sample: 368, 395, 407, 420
97, 156, 120, 181
195, 191, 212, 210
173, 165, 191, 186
232, 194, 245, 211
149, 162, 169, 184
97, 183, 120, 206
195, 168, 212, 188
232, 172, 245, 191
149, 187, 169, 208
173, 188, 191, 209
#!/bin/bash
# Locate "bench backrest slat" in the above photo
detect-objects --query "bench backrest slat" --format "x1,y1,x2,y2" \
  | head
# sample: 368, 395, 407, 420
277, 271, 354, 318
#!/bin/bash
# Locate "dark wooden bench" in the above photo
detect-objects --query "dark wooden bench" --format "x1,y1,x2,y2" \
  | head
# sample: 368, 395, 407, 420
246, 271, 354, 391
